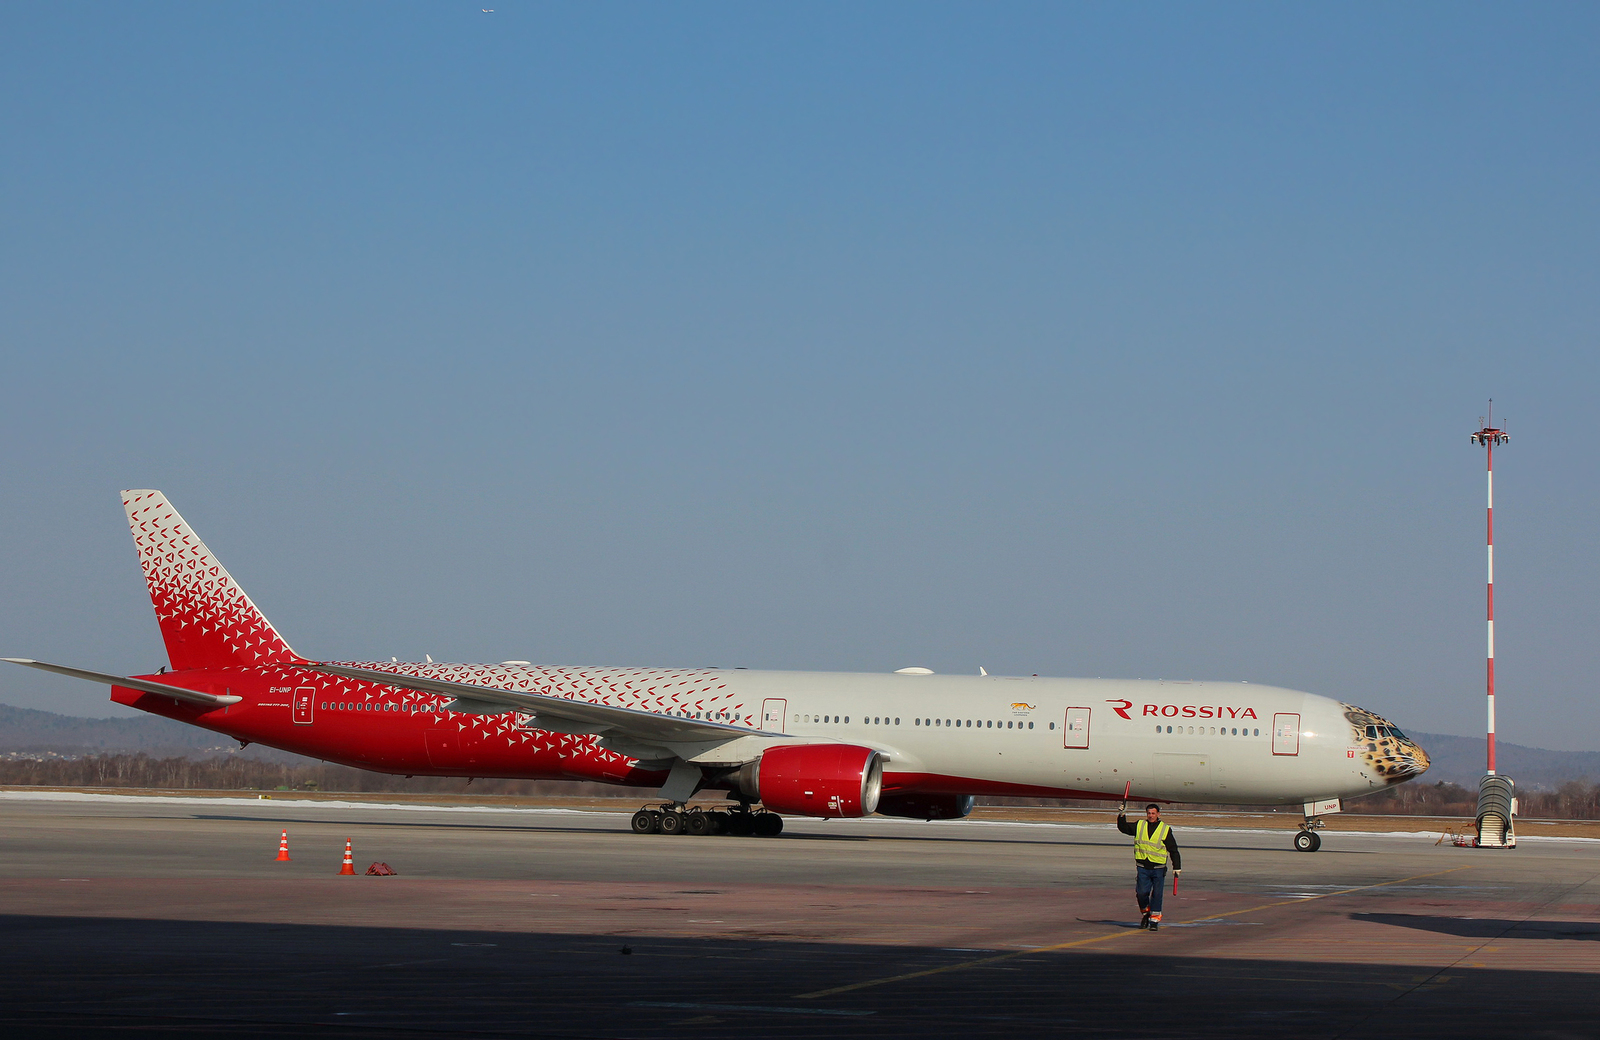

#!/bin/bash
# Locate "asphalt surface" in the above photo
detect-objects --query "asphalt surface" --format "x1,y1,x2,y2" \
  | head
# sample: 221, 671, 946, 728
0, 792, 1596, 1039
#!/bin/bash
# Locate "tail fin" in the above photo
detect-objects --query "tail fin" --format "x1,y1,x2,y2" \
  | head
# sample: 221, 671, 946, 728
122, 490, 298, 671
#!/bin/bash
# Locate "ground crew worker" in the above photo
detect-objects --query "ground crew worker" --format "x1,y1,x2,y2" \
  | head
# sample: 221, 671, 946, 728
1117, 802, 1181, 930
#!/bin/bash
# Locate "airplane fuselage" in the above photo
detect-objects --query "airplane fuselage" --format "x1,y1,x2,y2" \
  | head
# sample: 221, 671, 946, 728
115, 662, 1427, 807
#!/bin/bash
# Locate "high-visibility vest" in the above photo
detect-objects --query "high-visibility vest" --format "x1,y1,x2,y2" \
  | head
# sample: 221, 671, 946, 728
1134, 820, 1170, 865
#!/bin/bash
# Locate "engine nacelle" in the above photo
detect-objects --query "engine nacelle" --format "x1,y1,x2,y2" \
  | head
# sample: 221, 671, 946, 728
735, 744, 884, 818
875, 793, 975, 820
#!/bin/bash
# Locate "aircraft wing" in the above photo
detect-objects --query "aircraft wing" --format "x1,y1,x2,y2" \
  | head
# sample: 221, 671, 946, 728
3, 658, 243, 708
293, 661, 785, 757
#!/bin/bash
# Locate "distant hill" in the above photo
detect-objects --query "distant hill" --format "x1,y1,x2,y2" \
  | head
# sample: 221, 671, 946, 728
1408, 731, 1600, 791
0, 702, 316, 764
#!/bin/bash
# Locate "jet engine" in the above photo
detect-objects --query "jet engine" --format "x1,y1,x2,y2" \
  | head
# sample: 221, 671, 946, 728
875, 793, 975, 820
734, 744, 883, 818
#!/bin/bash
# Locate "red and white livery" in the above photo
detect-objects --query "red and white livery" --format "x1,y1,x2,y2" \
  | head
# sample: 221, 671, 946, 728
8, 490, 1431, 849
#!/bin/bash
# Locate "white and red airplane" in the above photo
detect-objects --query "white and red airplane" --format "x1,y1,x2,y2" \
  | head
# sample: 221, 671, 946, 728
8, 490, 1430, 850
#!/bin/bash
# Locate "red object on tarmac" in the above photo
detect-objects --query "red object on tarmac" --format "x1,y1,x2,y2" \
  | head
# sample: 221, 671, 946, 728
275, 830, 291, 862
339, 840, 356, 875
366, 862, 399, 876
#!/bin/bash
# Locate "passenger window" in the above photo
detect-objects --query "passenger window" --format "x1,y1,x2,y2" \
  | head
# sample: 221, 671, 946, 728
895, 718, 900, 725
1028, 722, 1034, 729
1049, 722, 1055, 730
1166, 726, 1172, 733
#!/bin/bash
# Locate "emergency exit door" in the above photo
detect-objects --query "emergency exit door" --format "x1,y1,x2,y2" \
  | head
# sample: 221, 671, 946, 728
1272, 712, 1300, 756
762, 699, 788, 734
292, 687, 316, 725
1063, 707, 1090, 749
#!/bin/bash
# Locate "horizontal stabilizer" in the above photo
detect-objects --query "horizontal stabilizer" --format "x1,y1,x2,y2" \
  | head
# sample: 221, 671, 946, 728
2, 658, 242, 708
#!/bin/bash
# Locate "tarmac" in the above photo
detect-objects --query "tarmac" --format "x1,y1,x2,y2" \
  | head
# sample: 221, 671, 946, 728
0, 791, 1596, 1039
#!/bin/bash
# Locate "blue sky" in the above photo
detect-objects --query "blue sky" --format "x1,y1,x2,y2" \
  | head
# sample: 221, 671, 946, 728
2, 3, 1596, 750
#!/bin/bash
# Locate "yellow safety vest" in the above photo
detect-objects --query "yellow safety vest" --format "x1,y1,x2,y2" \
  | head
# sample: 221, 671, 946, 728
1134, 820, 1170, 865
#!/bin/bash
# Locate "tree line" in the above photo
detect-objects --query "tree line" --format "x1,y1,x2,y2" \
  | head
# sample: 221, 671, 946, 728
0, 754, 650, 797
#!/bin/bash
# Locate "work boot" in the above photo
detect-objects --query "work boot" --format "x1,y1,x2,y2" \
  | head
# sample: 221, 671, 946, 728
1140, 910, 1151, 930
1149, 913, 1162, 932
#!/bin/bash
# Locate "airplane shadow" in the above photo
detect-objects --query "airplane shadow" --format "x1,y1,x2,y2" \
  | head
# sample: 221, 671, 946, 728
1, 911, 1596, 1039
1353, 913, 1600, 941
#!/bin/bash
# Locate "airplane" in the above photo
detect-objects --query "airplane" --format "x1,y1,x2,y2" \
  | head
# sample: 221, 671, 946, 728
7, 490, 1431, 851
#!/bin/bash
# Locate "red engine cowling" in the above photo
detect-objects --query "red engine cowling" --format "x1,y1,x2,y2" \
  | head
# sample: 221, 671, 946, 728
742, 744, 884, 818
875, 793, 975, 820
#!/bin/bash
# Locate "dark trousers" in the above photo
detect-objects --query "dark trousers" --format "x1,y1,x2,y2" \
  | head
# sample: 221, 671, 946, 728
1135, 864, 1167, 914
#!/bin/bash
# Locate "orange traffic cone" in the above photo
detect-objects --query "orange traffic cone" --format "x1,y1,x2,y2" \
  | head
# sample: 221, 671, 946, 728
275, 830, 291, 862
338, 839, 356, 875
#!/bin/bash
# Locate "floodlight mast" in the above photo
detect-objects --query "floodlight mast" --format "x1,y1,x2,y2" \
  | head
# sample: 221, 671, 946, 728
1470, 404, 1508, 775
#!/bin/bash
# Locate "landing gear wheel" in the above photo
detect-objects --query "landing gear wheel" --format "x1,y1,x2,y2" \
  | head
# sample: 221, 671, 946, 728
659, 810, 685, 836
1294, 830, 1321, 852
753, 812, 784, 837
685, 811, 712, 837
727, 812, 755, 837
630, 809, 658, 834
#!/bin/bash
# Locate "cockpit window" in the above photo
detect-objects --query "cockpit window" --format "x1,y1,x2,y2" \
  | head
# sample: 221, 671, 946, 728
1389, 727, 1408, 740
1366, 725, 1378, 739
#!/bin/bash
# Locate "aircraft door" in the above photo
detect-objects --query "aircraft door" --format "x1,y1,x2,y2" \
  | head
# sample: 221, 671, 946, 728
292, 687, 315, 725
1272, 713, 1301, 756
1063, 706, 1090, 749
762, 699, 788, 734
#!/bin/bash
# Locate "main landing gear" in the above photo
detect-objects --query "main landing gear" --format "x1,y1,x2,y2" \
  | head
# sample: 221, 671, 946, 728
630, 803, 783, 838
1293, 817, 1325, 852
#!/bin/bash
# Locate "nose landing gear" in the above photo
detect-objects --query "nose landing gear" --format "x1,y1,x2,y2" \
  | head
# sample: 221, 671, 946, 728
1294, 816, 1325, 852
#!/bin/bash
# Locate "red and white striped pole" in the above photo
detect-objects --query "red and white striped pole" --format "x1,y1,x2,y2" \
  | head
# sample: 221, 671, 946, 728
1471, 406, 1508, 776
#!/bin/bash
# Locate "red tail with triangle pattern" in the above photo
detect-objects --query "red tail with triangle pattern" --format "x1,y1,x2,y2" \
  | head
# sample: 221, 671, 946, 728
122, 489, 299, 671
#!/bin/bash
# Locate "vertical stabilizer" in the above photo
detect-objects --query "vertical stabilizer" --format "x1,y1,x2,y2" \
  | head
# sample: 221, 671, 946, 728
122, 490, 298, 671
